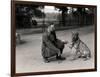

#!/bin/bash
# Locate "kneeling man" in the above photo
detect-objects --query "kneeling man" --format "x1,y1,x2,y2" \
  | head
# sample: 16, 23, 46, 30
41, 23, 67, 63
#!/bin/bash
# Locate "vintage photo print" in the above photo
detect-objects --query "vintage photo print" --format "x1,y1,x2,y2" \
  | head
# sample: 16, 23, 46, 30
11, 1, 97, 77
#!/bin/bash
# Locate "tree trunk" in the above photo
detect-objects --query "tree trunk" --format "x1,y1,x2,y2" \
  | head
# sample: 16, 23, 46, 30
62, 10, 66, 26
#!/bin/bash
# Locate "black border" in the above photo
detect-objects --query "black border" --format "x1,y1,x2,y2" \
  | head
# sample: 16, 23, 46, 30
11, 1, 97, 77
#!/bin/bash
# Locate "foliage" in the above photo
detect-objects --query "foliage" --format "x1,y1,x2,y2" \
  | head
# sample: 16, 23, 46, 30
16, 4, 45, 28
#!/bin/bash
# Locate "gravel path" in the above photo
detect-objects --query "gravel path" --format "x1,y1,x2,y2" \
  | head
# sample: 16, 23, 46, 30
16, 26, 95, 73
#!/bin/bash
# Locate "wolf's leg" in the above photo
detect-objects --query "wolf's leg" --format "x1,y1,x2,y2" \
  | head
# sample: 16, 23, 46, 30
81, 51, 91, 61
83, 54, 91, 61
83, 57, 89, 61
70, 48, 79, 60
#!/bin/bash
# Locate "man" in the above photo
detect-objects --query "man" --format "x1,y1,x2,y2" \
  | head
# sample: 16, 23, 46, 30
41, 23, 67, 63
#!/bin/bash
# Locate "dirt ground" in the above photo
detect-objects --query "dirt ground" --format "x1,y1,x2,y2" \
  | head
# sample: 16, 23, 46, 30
16, 26, 95, 73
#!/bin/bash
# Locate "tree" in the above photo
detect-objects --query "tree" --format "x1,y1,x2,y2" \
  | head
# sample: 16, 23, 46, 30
16, 4, 45, 28
76, 7, 87, 26
55, 6, 68, 26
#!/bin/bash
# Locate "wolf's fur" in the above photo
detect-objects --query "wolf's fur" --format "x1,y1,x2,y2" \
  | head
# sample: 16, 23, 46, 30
70, 32, 91, 60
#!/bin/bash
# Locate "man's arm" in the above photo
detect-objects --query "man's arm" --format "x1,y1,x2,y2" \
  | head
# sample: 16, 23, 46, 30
42, 33, 60, 51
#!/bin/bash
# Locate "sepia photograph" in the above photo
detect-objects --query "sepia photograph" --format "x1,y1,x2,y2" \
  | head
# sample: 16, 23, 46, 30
11, 1, 97, 76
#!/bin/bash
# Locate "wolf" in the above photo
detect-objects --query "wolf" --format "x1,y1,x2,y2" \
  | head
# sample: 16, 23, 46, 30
69, 32, 91, 61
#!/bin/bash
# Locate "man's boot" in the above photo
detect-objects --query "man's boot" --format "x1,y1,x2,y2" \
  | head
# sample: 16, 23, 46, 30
56, 55, 66, 60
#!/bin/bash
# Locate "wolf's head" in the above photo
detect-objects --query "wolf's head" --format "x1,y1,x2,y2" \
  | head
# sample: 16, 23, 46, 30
72, 32, 79, 43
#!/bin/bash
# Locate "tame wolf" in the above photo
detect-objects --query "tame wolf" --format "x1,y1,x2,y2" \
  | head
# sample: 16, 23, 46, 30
69, 32, 91, 60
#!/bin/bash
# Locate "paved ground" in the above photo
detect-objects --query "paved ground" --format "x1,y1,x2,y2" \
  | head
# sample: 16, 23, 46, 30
16, 26, 95, 73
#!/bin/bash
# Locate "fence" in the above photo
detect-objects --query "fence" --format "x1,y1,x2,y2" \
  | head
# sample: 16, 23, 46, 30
16, 13, 94, 30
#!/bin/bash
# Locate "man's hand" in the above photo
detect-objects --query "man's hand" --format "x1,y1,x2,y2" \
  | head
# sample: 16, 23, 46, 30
62, 40, 68, 44
69, 46, 72, 49
68, 43, 73, 49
